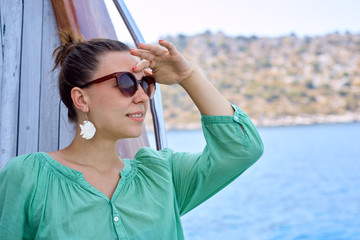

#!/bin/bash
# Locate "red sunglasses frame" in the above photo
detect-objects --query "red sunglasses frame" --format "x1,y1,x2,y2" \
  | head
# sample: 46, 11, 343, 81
78, 72, 156, 99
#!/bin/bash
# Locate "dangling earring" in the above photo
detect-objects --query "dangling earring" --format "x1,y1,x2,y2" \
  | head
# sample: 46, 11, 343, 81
79, 112, 96, 140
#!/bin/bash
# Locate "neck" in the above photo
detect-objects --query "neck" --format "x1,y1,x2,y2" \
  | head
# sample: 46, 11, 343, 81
61, 129, 122, 171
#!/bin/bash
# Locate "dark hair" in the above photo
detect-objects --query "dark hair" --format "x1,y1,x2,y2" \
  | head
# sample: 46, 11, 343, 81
52, 31, 130, 122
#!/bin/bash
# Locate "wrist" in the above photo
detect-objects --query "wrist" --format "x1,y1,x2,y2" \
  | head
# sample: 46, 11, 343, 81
179, 68, 205, 89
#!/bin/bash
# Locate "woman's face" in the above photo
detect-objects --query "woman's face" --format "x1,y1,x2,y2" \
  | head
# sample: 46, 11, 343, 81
84, 51, 149, 140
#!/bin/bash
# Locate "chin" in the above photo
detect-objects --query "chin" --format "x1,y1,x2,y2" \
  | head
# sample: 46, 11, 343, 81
119, 129, 143, 139
131, 131, 143, 138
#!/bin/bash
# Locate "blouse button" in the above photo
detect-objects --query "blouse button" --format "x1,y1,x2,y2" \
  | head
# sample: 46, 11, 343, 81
233, 116, 239, 121
114, 216, 119, 222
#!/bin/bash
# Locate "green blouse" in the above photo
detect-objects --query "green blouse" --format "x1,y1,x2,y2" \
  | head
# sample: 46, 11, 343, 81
0, 105, 263, 240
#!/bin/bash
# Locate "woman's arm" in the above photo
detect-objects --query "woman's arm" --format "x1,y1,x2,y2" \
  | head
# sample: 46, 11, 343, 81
130, 40, 233, 116
131, 40, 263, 215
179, 68, 234, 116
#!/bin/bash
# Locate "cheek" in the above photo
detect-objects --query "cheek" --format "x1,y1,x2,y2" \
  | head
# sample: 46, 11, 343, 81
90, 86, 119, 104
88, 91, 115, 116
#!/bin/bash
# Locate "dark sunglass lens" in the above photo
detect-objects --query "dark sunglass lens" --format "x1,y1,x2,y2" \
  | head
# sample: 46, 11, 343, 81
118, 73, 137, 96
141, 77, 155, 98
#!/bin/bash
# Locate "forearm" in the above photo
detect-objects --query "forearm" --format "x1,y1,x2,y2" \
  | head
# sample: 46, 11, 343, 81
179, 68, 234, 116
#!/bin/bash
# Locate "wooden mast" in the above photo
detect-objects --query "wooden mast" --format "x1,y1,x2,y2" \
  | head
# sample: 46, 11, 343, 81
50, 0, 150, 158
50, 0, 117, 40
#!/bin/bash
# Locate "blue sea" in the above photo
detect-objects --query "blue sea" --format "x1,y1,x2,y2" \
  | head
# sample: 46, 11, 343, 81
148, 123, 360, 240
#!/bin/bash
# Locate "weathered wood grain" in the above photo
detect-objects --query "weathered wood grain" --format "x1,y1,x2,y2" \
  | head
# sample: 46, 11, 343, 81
17, 0, 43, 155
0, 0, 23, 167
38, 0, 62, 152
0, 0, 3, 116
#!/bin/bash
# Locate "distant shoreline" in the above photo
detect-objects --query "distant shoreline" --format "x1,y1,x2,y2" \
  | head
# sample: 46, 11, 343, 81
146, 113, 360, 131
156, 33, 360, 132
253, 113, 360, 128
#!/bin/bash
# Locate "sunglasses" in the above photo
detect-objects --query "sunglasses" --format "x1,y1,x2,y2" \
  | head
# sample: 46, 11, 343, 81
78, 72, 156, 99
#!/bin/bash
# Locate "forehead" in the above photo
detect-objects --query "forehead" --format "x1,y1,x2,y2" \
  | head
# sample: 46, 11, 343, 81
94, 51, 139, 78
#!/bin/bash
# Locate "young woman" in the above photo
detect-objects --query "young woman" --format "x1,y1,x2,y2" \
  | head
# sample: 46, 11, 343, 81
0, 33, 263, 239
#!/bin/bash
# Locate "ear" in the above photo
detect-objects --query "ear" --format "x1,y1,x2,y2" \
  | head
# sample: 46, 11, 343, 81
71, 87, 89, 112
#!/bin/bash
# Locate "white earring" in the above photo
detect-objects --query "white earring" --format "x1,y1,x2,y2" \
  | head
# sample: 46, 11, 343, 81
79, 113, 96, 140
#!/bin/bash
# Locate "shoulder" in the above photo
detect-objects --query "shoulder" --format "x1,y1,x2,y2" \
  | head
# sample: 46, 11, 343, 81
0, 152, 47, 184
133, 147, 174, 162
0, 153, 48, 223
128, 147, 176, 177
131, 147, 201, 173
1, 152, 45, 171
133, 147, 202, 164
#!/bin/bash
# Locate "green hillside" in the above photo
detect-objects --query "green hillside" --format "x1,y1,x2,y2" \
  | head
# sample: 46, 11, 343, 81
146, 31, 360, 130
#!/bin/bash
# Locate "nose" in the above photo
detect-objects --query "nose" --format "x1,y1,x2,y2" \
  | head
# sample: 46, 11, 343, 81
133, 83, 149, 103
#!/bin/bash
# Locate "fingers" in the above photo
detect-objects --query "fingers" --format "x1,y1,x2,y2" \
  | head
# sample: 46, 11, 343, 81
130, 40, 177, 59
130, 43, 168, 72
158, 40, 178, 55
130, 48, 157, 62
129, 40, 179, 73
139, 43, 168, 56
132, 59, 150, 73
144, 68, 153, 76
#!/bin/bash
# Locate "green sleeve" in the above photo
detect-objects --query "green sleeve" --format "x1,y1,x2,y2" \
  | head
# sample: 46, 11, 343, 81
0, 154, 39, 240
169, 104, 264, 216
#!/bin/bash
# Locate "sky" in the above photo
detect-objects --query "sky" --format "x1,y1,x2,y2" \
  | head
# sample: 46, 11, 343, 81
105, 0, 360, 43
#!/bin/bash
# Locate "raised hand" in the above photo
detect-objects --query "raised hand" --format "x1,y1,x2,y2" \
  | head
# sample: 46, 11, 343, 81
129, 40, 194, 86
131, 40, 233, 116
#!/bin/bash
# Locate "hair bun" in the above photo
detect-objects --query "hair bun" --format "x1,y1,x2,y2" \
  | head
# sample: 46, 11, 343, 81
52, 30, 83, 70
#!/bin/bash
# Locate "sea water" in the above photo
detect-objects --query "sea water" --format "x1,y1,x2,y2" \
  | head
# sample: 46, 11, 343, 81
148, 123, 360, 240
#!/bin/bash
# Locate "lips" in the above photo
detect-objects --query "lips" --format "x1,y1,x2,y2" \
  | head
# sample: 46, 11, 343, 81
126, 111, 145, 121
